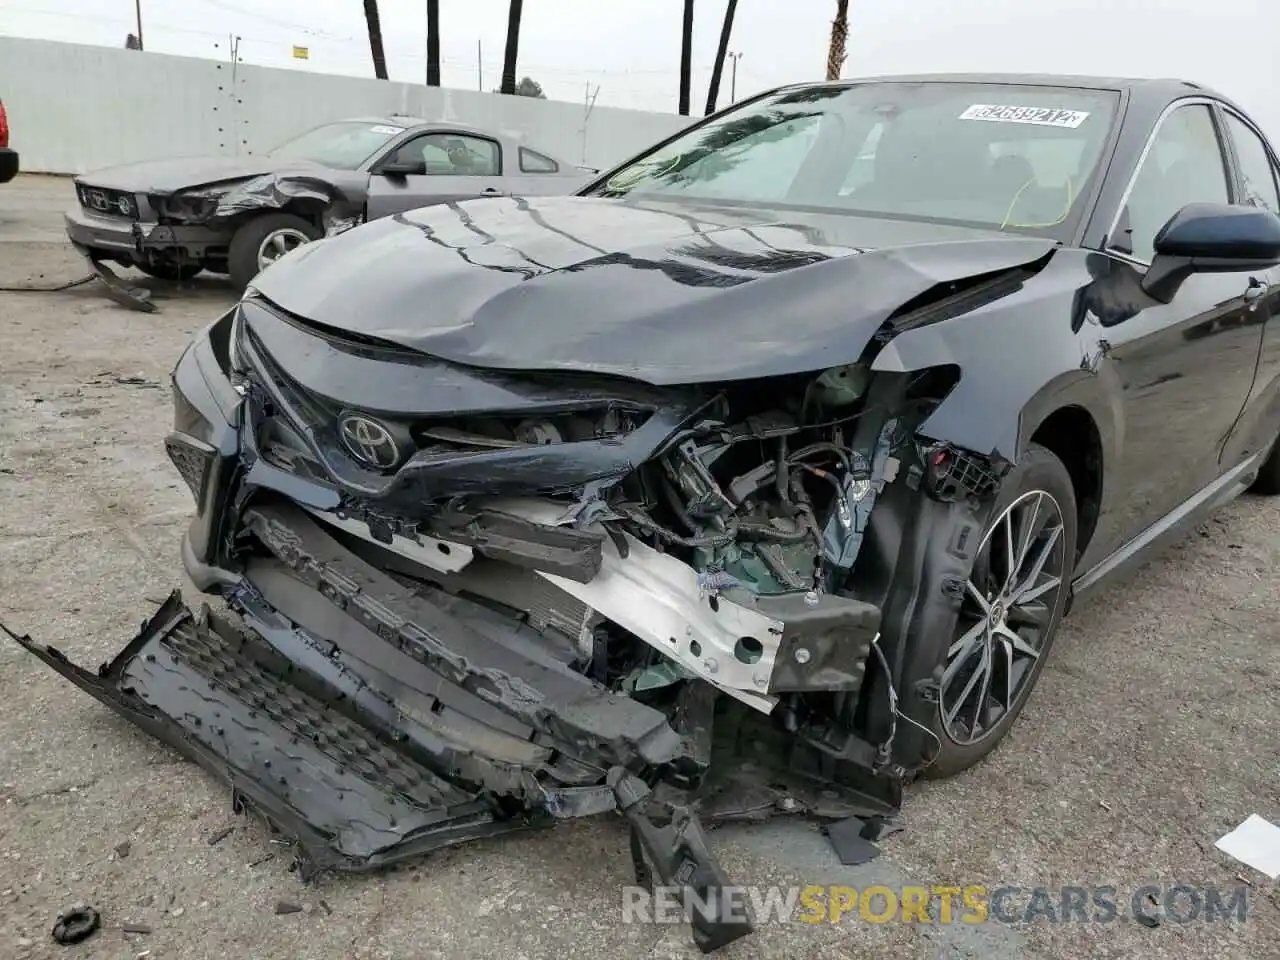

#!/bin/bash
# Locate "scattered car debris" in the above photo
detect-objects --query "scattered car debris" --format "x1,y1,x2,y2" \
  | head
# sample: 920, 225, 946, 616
858, 815, 904, 843
318, 899, 333, 915
823, 817, 883, 866
121, 923, 152, 935
274, 901, 303, 916
51, 906, 100, 945
247, 853, 275, 868
207, 825, 235, 846
113, 840, 132, 859
1215, 814, 1280, 880
79, 256, 155, 313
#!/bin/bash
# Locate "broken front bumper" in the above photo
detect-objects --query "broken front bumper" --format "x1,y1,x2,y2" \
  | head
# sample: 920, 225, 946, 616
64, 206, 225, 260
4, 313, 907, 953
4, 529, 760, 950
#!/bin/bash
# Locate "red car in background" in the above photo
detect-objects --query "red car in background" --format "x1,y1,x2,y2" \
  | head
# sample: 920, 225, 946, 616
0, 98, 18, 184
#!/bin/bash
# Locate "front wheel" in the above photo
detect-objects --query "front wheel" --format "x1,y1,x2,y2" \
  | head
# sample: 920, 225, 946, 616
227, 213, 321, 292
923, 443, 1078, 779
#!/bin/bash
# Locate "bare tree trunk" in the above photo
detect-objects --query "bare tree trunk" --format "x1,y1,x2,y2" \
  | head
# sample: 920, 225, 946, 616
426, 0, 440, 86
678, 0, 694, 116
827, 0, 849, 81
363, 0, 388, 80
500, 0, 524, 95
704, 0, 737, 115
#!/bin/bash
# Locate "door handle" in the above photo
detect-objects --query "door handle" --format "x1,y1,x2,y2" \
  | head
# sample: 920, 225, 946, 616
1244, 277, 1270, 302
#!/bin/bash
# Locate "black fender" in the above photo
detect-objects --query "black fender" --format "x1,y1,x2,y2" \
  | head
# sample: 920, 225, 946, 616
872, 249, 1121, 463
871, 249, 1122, 560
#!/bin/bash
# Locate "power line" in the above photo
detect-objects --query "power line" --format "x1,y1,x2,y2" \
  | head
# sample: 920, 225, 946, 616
9, 5, 732, 82
194, 0, 354, 40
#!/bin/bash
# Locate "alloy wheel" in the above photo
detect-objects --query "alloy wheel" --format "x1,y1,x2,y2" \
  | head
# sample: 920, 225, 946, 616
255, 228, 311, 271
939, 489, 1067, 745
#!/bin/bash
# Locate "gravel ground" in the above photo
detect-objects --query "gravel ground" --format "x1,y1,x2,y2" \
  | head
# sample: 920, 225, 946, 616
1, 174, 1277, 960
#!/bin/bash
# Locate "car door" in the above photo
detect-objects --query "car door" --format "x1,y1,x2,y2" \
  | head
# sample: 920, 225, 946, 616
1092, 102, 1264, 551
1215, 108, 1280, 468
365, 130, 507, 220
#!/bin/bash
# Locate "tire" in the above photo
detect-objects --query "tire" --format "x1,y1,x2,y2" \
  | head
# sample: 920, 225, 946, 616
1247, 435, 1280, 495
227, 213, 321, 292
136, 262, 203, 282
923, 443, 1078, 779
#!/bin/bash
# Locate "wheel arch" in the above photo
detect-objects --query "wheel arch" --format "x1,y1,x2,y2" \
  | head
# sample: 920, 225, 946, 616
1026, 404, 1104, 561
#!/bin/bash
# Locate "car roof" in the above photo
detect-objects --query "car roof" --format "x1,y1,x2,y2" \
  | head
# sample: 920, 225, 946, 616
767, 73, 1230, 107
340, 115, 498, 136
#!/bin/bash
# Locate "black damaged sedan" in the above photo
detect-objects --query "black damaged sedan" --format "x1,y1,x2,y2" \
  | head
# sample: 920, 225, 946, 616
12, 74, 1280, 952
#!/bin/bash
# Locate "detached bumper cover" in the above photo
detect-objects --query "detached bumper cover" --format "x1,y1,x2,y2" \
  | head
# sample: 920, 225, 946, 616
3, 580, 757, 951
6, 593, 539, 870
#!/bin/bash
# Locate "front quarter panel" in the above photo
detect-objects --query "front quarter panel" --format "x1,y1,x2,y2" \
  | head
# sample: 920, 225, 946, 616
873, 249, 1119, 451
871, 248, 1122, 561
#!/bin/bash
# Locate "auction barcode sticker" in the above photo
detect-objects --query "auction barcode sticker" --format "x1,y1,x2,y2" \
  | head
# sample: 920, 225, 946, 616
958, 104, 1090, 128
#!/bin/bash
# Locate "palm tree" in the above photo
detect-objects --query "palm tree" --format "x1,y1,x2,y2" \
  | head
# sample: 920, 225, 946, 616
500, 0, 524, 95
678, 0, 695, 115
363, 0, 388, 80
426, 0, 440, 86
704, 0, 738, 115
826, 0, 849, 81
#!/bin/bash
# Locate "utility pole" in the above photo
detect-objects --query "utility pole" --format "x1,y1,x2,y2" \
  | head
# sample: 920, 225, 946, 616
581, 82, 599, 164
478, 39, 483, 90
134, 0, 144, 50
728, 51, 742, 102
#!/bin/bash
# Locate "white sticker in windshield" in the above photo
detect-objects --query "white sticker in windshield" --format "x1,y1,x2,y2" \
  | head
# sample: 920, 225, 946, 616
958, 104, 1090, 128
370, 124, 406, 135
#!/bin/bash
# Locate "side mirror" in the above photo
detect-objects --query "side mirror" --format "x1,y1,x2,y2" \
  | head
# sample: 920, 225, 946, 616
1142, 202, 1280, 302
377, 159, 426, 178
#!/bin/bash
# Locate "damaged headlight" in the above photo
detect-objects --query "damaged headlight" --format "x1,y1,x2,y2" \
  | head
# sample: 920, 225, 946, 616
227, 308, 248, 376
159, 184, 239, 222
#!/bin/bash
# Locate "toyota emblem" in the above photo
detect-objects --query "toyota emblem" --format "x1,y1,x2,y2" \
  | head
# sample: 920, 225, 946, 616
338, 414, 400, 469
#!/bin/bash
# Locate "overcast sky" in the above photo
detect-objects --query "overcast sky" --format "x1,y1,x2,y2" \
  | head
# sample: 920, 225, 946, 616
4, 0, 1277, 134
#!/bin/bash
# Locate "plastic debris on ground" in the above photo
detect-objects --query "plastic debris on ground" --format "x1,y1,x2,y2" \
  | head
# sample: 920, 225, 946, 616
1215, 814, 1280, 879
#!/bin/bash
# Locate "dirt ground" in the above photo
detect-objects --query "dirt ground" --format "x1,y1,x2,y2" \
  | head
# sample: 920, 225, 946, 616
0, 174, 1277, 960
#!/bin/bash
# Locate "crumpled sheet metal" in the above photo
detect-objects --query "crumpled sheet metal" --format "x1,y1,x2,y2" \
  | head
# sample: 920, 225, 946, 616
212, 173, 336, 220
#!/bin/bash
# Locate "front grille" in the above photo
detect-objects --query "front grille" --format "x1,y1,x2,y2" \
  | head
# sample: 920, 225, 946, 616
166, 434, 214, 501
76, 183, 139, 220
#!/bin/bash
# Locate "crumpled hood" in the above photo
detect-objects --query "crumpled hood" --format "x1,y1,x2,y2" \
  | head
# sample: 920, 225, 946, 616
76, 155, 309, 194
252, 196, 1056, 385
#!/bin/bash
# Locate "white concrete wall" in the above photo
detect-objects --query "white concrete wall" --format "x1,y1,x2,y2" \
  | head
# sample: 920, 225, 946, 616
0, 37, 692, 175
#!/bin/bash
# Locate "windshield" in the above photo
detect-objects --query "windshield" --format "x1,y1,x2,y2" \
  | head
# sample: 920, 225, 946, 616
589, 82, 1120, 236
268, 121, 406, 170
